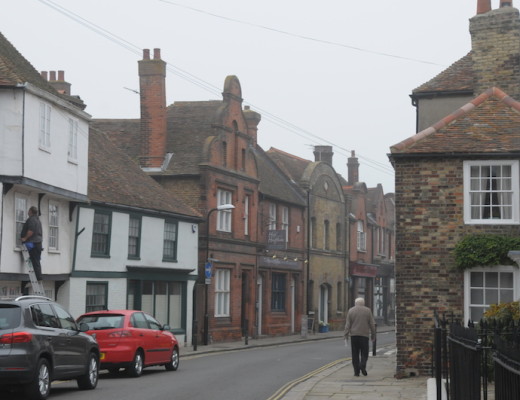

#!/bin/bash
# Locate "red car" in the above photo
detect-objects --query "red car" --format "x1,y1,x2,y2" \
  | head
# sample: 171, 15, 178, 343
77, 310, 179, 377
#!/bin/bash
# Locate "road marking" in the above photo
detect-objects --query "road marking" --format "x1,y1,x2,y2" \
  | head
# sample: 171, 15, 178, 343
265, 357, 350, 400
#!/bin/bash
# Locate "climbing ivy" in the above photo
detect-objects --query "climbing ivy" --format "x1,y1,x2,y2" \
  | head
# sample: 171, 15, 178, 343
453, 234, 520, 270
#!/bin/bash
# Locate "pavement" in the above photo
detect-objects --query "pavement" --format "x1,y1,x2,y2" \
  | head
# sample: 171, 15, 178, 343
180, 325, 430, 400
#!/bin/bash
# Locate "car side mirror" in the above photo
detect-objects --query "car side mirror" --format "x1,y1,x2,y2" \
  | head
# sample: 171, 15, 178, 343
79, 322, 90, 332
162, 324, 171, 331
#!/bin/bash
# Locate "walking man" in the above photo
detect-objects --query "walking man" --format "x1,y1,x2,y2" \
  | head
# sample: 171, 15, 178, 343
20, 206, 43, 281
344, 297, 376, 376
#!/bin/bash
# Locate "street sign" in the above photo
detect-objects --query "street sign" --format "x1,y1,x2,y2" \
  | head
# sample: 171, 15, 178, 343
205, 262, 212, 284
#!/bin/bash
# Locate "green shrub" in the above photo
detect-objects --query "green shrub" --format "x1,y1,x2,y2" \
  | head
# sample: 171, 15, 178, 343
453, 234, 520, 270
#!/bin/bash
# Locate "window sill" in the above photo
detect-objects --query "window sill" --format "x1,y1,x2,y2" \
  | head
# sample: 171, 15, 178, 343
39, 145, 51, 154
91, 254, 111, 259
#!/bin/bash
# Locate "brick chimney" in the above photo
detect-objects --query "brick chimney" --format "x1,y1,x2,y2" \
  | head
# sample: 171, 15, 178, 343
138, 48, 167, 170
470, 1, 520, 98
243, 105, 261, 145
313, 145, 333, 165
41, 70, 71, 95
477, 0, 491, 14
347, 151, 359, 185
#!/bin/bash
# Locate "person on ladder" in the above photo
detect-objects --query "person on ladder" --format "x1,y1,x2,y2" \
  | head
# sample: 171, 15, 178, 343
20, 206, 43, 281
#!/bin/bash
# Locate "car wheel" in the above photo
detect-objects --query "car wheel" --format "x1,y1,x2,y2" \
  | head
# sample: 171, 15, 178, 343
126, 350, 144, 377
77, 352, 99, 390
25, 358, 51, 400
165, 347, 179, 371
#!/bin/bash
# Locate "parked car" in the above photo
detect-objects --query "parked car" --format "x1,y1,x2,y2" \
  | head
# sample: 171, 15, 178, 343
0, 295, 99, 400
77, 310, 179, 377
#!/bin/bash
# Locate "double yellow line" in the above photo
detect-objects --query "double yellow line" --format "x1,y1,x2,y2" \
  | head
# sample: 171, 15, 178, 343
266, 357, 350, 400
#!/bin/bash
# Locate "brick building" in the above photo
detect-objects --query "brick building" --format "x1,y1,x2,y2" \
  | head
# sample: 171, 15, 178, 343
267, 146, 348, 331
390, 0, 520, 376
93, 50, 307, 343
344, 152, 395, 325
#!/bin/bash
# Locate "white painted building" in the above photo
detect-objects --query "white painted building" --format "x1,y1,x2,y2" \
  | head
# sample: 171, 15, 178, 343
59, 127, 201, 346
0, 33, 90, 297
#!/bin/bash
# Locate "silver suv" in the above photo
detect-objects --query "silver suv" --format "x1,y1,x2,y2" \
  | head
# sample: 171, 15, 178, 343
0, 295, 99, 400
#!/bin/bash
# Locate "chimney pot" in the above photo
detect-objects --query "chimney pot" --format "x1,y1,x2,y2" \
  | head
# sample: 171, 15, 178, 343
40, 71, 48, 81
49, 71, 56, 81
143, 49, 150, 60
58, 70, 65, 81
477, 0, 492, 14
153, 48, 161, 60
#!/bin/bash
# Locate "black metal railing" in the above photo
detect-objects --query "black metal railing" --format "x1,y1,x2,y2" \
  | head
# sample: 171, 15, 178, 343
492, 323, 520, 400
432, 311, 520, 400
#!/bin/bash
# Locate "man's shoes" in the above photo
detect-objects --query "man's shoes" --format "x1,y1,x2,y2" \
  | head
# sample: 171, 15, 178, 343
354, 374, 360, 377
361, 368, 367, 376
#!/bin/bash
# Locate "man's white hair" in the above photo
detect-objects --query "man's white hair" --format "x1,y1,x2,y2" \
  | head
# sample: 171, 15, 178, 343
355, 297, 365, 306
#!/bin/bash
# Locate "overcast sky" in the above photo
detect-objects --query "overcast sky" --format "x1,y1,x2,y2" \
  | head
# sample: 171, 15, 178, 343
2, 0, 488, 192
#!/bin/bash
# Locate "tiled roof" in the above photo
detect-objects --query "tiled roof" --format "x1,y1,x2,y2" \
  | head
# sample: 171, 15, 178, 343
94, 101, 223, 176
252, 146, 306, 206
266, 147, 310, 183
91, 119, 141, 160
413, 53, 474, 94
391, 87, 520, 154
0, 32, 55, 92
166, 101, 222, 175
0, 32, 85, 109
88, 126, 201, 219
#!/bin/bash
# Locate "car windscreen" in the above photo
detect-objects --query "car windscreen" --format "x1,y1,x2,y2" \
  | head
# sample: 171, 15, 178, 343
0, 305, 21, 330
78, 314, 124, 330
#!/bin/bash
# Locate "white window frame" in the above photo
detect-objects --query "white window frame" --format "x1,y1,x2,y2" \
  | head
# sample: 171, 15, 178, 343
68, 118, 78, 163
463, 160, 519, 224
269, 203, 277, 230
39, 102, 51, 150
214, 269, 230, 317
282, 206, 289, 242
217, 189, 233, 232
464, 265, 518, 323
15, 195, 27, 248
357, 220, 366, 252
48, 202, 59, 251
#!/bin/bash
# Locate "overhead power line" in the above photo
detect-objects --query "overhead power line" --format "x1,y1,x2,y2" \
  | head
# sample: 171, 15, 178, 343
36, 0, 395, 176
159, 0, 445, 67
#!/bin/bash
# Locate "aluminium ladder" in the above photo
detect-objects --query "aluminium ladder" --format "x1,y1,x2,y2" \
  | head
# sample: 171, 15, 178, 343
21, 244, 45, 296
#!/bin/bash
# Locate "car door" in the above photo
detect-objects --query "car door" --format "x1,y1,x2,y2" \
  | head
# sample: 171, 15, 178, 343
31, 303, 68, 376
52, 304, 87, 376
130, 312, 156, 364
144, 313, 172, 363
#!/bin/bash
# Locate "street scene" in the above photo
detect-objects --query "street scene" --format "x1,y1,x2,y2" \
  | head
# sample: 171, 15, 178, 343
1, 1, 520, 399
3, 330, 400, 400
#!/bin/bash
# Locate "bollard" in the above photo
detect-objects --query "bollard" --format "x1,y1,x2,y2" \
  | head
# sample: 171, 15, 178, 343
372, 323, 377, 356
193, 320, 198, 351
244, 319, 249, 345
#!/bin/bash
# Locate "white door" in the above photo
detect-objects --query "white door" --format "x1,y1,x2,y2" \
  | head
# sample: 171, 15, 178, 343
319, 285, 329, 324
